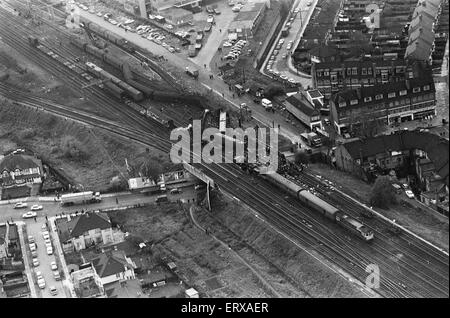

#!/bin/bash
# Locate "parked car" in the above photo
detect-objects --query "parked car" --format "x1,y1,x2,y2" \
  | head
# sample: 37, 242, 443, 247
30, 205, 43, 211
14, 202, 28, 209
49, 286, 58, 295
96, 12, 103, 17
46, 246, 53, 255
32, 258, 40, 267
28, 235, 35, 243
405, 190, 415, 199
42, 231, 50, 240
53, 271, 61, 281
29, 243, 36, 252
170, 188, 181, 194
206, 6, 215, 14
207, 15, 214, 23
307, 1, 313, 6
51, 262, 58, 271
213, 8, 221, 15
22, 211, 37, 219
31, 250, 38, 258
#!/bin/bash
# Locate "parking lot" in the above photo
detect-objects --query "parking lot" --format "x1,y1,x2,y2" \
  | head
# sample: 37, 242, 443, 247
25, 219, 65, 298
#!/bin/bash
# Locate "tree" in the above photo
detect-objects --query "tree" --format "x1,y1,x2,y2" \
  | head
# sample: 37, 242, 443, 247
139, 159, 163, 181
265, 84, 286, 99
294, 151, 309, 165
370, 176, 397, 208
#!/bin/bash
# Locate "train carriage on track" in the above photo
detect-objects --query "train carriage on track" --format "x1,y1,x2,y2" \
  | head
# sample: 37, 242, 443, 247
262, 172, 374, 241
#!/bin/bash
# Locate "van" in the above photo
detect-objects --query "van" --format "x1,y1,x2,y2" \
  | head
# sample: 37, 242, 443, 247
261, 98, 273, 109
156, 195, 169, 203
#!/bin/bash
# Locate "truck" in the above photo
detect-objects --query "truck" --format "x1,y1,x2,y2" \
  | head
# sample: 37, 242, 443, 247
185, 67, 199, 79
60, 191, 102, 206
188, 45, 197, 57
300, 132, 322, 148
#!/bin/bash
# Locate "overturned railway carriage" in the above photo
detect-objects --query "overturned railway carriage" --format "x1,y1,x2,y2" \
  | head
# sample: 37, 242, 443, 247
262, 172, 374, 241
85, 62, 144, 101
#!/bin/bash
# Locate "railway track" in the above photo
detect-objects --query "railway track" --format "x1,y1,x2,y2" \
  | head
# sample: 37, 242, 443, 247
0, 7, 448, 297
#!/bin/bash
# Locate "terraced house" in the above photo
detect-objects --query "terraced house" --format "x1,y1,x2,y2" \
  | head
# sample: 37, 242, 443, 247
312, 59, 420, 99
405, 0, 445, 63
330, 76, 436, 135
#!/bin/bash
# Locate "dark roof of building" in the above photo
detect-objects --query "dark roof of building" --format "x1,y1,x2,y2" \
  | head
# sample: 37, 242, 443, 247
340, 131, 449, 185
409, 13, 435, 34
307, 89, 323, 99
56, 212, 111, 242
405, 37, 434, 60
413, 0, 440, 20
309, 45, 339, 58
331, 76, 435, 110
8, 223, 18, 241
0, 154, 42, 173
284, 93, 320, 117
0, 224, 7, 245
408, 27, 435, 47
91, 250, 131, 278
313, 59, 407, 71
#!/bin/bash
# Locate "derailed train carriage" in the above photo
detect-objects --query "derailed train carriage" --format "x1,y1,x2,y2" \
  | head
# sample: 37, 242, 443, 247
261, 172, 374, 241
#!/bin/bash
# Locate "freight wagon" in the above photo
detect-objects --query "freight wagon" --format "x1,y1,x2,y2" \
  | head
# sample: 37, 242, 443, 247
261, 172, 374, 241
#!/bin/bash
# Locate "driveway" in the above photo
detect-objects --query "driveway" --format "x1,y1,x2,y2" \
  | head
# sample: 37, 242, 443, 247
25, 218, 65, 297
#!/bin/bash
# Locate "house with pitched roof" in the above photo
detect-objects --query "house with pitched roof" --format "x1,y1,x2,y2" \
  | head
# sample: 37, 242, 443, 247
0, 152, 43, 187
56, 212, 114, 252
0, 223, 7, 259
90, 249, 136, 285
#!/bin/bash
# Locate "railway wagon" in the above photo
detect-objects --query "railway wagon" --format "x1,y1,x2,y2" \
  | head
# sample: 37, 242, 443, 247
103, 81, 126, 100
70, 36, 87, 50
85, 62, 144, 101
262, 172, 374, 241
297, 190, 339, 221
85, 43, 104, 59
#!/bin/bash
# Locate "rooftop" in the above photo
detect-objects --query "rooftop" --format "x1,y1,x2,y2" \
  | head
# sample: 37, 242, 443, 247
284, 92, 320, 117
0, 154, 42, 173
91, 250, 134, 278
56, 211, 111, 242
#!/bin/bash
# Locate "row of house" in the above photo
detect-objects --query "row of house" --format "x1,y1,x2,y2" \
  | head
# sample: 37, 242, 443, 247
330, 75, 437, 135
405, 0, 445, 63
53, 211, 137, 297
311, 59, 426, 98
333, 129, 449, 215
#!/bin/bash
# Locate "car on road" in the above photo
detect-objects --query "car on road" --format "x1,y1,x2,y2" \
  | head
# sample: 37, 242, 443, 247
170, 188, 181, 194
223, 41, 232, 47
405, 190, 415, 199
32, 258, 40, 267
14, 202, 28, 209
324, 118, 331, 125
168, 47, 176, 53
286, 42, 292, 50
96, 12, 103, 17
46, 246, 53, 255
148, 14, 155, 20
88, 8, 95, 14
288, 78, 297, 84
51, 262, 58, 271
165, 24, 174, 29
294, 8, 300, 14
276, 44, 282, 50
49, 286, 58, 296
402, 183, 409, 189
108, 19, 118, 25
37, 277, 46, 289
278, 39, 285, 44
30, 204, 43, 211
22, 211, 37, 219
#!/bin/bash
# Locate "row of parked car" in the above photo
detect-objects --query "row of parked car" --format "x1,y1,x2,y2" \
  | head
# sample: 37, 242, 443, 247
30, 224, 60, 295
224, 39, 247, 60
265, 38, 299, 85
136, 25, 181, 53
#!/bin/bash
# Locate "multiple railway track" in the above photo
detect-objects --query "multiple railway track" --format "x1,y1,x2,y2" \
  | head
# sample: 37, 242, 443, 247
0, 6, 448, 298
